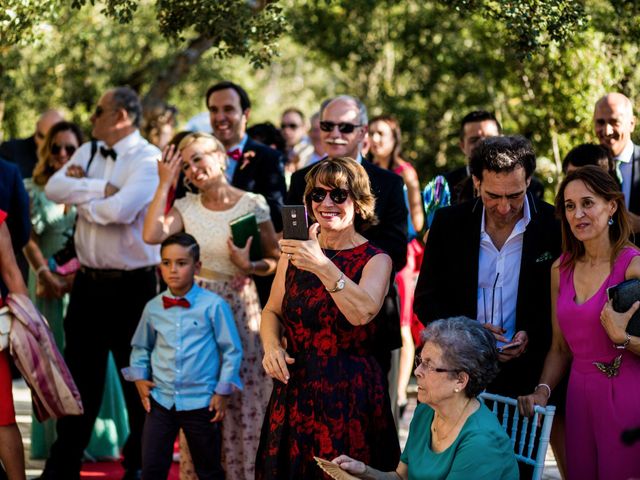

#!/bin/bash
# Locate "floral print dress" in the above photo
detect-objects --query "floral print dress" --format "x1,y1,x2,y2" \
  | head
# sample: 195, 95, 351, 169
255, 242, 400, 479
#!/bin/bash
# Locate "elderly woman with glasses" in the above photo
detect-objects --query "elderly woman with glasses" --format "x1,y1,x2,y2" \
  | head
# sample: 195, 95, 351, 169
256, 157, 400, 479
333, 317, 519, 480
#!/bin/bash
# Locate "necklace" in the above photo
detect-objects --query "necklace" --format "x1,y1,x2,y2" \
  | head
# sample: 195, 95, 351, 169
322, 248, 342, 262
431, 397, 473, 444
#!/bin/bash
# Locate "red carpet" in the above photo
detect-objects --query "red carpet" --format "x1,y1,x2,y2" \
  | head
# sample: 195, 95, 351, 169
80, 462, 179, 479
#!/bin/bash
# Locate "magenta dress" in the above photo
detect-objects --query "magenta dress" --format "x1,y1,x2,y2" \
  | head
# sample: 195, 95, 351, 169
557, 247, 640, 480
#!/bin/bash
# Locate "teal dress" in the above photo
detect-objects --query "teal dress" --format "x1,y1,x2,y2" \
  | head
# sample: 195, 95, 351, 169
400, 402, 519, 480
25, 179, 130, 460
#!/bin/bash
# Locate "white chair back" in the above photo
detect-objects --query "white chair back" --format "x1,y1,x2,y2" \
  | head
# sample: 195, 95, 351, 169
479, 392, 555, 480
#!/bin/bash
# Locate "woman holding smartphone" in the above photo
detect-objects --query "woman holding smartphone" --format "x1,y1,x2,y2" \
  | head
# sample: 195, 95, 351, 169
256, 157, 400, 479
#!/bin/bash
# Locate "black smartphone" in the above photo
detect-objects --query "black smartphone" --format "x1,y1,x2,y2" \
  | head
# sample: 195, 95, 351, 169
282, 205, 309, 240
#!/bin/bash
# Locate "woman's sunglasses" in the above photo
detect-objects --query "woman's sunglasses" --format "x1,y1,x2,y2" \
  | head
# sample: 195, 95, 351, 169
309, 187, 350, 204
51, 144, 77, 156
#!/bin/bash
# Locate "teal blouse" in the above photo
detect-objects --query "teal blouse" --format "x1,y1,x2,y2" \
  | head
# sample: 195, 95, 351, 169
400, 402, 519, 480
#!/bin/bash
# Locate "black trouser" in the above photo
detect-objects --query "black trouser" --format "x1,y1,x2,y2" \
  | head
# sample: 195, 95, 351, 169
42, 267, 157, 479
142, 398, 224, 480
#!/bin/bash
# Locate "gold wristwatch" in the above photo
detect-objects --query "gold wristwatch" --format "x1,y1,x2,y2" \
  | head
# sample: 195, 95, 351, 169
326, 272, 345, 293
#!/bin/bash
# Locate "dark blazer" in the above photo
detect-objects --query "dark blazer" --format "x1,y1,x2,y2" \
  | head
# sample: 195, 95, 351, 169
0, 135, 38, 180
414, 193, 561, 397
233, 137, 286, 305
627, 143, 640, 215
0, 158, 31, 296
233, 137, 287, 232
288, 158, 409, 368
288, 159, 408, 272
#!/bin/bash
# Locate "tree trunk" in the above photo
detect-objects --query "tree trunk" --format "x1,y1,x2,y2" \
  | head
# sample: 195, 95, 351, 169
141, 34, 215, 110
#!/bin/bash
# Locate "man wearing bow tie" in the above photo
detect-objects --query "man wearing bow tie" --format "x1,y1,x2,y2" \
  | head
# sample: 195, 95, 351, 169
206, 81, 286, 305
41, 87, 161, 480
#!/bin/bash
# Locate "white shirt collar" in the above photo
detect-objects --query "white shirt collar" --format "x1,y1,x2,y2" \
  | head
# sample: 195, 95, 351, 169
480, 193, 532, 236
615, 140, 634, 164
109, 130, 142, 156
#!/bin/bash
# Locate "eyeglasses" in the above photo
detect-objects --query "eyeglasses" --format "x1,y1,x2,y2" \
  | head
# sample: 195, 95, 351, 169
319, 121, 362, 133
308, 187, 350, 204
414, 355, 460, 374
51, 144, 77, 156
94, 105, 114, 118
281, 123, 301, 130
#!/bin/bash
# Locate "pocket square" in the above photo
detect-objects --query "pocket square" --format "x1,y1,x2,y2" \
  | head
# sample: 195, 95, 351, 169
535, 251, 554, 263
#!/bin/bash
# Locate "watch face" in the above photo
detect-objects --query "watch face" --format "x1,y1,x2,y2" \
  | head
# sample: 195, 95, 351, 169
336, 278, 345, 290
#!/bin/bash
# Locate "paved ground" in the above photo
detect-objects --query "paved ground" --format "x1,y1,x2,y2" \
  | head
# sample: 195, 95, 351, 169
15, 379, 561, 479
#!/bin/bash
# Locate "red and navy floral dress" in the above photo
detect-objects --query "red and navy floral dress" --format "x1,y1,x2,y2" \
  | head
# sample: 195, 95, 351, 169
255, 242, 400, 479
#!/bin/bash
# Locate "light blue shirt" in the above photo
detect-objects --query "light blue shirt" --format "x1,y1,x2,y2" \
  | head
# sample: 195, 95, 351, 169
225, 134, 249, 182
615, 140, 634, 209
122, 283, 243, 411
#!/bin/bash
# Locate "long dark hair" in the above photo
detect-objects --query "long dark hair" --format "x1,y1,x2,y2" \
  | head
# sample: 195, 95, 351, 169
555, 165, 633, 268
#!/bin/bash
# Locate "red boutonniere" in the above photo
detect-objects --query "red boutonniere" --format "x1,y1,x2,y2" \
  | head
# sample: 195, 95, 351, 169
239, 151, 255, 170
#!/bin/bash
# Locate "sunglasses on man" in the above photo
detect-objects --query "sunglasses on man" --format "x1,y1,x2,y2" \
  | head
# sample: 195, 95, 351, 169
319, 121, 362, 134
308, 187, 350, 204
51, 144, 77, 156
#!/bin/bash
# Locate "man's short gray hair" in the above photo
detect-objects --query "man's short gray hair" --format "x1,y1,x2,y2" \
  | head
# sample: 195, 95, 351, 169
111, 86, 142, 128
421, 317, 499, 398
320, 95, 368, 126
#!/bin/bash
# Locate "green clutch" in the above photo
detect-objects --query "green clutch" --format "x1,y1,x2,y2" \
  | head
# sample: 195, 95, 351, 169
229, 213, 262, 261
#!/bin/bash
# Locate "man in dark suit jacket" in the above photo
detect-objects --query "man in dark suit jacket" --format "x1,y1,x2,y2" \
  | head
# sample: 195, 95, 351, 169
0, 109, 64, 179
0, 158, 31, 295
206, 81, 286, 304
415, 136, 561, 399
594, 93, 640, 240
288, 95, 408, 375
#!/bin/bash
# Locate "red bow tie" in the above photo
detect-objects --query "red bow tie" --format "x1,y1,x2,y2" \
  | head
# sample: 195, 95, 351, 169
226, 148, 242, 161
162, 296, 191, 309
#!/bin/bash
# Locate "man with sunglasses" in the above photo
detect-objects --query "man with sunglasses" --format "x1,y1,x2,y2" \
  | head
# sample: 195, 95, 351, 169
281, 107, 314, 171
287, 95, 408, 384
0, 109, 64, 180
39, 87, 160, 480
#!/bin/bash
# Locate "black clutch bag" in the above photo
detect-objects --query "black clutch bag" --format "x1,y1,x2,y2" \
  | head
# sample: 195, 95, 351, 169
607, 279, 640, 336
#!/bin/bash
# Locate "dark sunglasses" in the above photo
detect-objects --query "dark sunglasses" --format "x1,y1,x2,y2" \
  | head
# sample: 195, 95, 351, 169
51, 144, 77, 156
309, 187, 350, 204
281, 123, 301, 130
319, 121, 362, 133
94, 105, 113, 118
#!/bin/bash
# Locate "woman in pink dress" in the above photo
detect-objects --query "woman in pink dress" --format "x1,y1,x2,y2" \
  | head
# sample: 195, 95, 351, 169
519, 166, 640, 480
368, 115, 424, 416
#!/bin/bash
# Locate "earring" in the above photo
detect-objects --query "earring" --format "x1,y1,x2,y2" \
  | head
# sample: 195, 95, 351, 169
182, 174, 194, 193
454, 388, 460, 393
608, 216, 614, 226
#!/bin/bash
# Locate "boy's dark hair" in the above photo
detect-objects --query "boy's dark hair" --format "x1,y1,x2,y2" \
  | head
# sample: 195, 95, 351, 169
562, 143, 613, 174
161, 233, 200, 262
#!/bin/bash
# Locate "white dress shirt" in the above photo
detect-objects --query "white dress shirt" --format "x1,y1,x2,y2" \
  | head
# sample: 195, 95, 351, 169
476, 195, 531, 344
615, 140, 634, 209
45, 130, 161, 269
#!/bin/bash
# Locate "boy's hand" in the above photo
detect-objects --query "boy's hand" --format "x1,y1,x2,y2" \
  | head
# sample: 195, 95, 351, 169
134, 379, 156, 413
209, 394, 229, 423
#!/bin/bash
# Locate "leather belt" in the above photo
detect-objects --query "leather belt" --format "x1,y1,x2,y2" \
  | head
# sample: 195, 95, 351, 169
80, 265, 156, 281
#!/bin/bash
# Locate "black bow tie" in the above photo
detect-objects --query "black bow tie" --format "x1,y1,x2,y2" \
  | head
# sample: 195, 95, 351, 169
100, 146, 117, 161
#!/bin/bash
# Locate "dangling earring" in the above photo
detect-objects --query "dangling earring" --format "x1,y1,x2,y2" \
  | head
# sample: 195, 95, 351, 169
608, 216, 614, 226
182, 174, 194, 193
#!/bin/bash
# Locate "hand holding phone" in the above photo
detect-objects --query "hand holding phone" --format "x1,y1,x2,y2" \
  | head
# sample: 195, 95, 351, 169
498, 341, 522, 353
282, 205, 309, 240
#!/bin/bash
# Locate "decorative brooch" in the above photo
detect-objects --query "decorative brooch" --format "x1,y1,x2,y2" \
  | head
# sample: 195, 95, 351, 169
535, 251, 554, 263
593, 354, 622, 378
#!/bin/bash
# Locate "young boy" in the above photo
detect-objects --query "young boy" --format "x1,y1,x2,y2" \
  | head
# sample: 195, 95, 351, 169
122, 233, 242, 480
